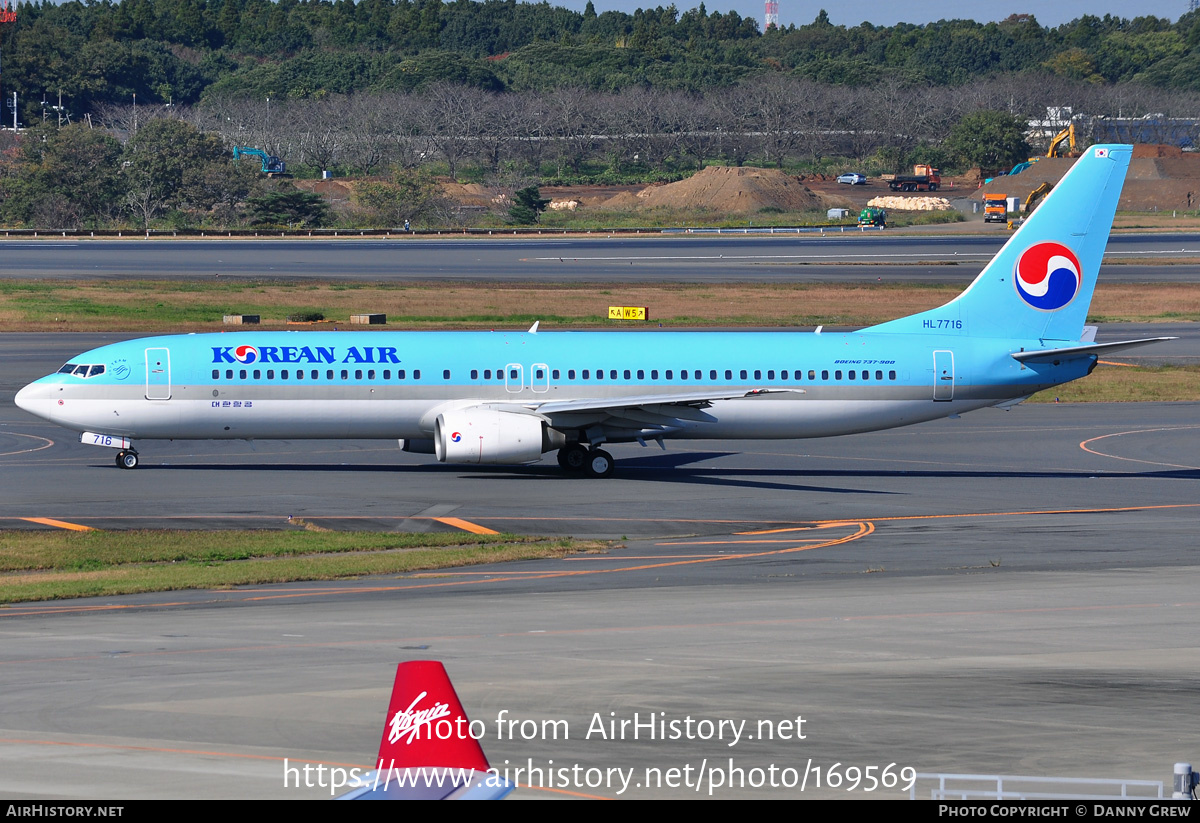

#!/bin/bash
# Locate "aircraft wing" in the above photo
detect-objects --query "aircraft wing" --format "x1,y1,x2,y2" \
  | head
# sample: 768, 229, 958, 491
527, 388, 802, 416
1011, 337, 1176, 363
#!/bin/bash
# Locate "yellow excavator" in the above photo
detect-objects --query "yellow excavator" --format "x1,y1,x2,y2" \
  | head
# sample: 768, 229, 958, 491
1047, 124, 1078, 158
1005, 182, 1054, 230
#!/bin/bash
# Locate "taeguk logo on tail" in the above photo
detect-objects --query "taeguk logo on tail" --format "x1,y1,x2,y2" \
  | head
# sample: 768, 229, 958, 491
1014, 242, 1082, 311
233, 345, 260, 364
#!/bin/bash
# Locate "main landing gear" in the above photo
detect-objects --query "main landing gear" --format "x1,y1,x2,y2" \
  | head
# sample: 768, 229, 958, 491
557, 444, 614, 478
115, 450, 139, 470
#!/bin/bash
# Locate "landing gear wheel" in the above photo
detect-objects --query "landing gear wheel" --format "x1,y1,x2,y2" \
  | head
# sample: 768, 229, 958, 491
557, 444, 589, 472
117, 451, 139, 470
584, 448, 614, 478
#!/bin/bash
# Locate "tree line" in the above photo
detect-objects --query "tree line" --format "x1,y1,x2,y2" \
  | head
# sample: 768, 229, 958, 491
3, 73, 1197, 232
1, 0, 1197, 126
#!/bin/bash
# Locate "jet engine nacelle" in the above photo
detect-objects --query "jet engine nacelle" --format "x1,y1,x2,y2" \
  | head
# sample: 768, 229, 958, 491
434, 409, 545, 464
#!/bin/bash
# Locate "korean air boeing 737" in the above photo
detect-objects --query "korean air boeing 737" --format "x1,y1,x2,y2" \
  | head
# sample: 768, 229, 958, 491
14, 145, 1172, 478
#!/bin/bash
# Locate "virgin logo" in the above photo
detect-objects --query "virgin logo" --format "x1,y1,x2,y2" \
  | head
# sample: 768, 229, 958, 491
388, 690, 452, 744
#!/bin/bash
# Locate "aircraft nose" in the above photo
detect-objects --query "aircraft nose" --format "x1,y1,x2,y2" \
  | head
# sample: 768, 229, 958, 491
14, 381, 55, 421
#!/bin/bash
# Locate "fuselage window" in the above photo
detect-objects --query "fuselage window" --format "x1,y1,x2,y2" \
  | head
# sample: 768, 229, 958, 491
282, 370, 290, 379
781, 370, 788, 380
413, 369, 421, 379
709, 369, 717, 380
665, 370, 673, 380
368, 370, 376, 380
637, 369, 645, 380
568, 369, 576, 379
311, 370, 318, 379
212, 369, 219, 379
725, 369, 732, 380
862, 370, 869, 380
610, 370, 617, 379
226, 369, 234, 379
552, 369, 560, 380
681, 371, 689, 381
508, 369, 517, 380
398, 369, 406, 379
652, 369, 659, 379
582, 370, 590, 379
848, 370, 855, 380
471, 369, 479, 379
889, 370, 897, 380
355, 370, 363, 380
809, 370, 816, 380
497, 368, 504, 381
754, 370, 762, 380
254, 370, 262, 379
267, 370, 275, 379
536, 368, 545, 379
767, 370, 775, 380
296, 370, 304, 380
835, 370, 842, 380
597, 370, 604, 380
441, 369, 449, 380
239, 369, 247, 380
623, 369, 631, 380
821, 370, 829, 380
739, 370, 747, 380
876, 370, 883, 380
341, 369, 349, 380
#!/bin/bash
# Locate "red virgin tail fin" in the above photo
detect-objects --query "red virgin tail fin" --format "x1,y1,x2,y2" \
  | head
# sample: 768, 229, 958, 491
376, 660, 491, 771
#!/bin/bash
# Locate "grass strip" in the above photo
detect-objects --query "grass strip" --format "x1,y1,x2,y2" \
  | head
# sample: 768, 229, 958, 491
0, 530, 607, 603
4, 280, 1199, 331
1029, 364, 1200, 403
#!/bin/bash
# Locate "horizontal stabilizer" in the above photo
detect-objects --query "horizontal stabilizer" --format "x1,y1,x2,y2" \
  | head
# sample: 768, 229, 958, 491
1011, 337, 1175, 363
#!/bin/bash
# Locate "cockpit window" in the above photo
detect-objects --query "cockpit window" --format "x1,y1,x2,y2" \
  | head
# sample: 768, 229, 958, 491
58, 363, 105, 378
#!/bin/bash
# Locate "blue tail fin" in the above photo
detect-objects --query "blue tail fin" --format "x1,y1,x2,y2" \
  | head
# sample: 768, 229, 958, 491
863, 144, 1131, 342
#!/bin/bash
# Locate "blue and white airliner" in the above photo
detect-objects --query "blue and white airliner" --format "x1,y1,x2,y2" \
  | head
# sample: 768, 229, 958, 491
14, 145, 1171, 477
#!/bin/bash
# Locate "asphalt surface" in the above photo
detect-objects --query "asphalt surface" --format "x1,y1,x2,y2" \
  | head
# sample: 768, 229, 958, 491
2, 232, 1200, 282
1, 236, 1198, 800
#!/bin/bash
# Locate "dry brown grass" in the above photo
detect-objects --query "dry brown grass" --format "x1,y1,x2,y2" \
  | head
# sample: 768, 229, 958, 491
5, 280, 1198, 331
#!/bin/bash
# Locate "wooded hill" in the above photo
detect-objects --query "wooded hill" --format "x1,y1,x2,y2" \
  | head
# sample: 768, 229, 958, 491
1, 0, 1196, 123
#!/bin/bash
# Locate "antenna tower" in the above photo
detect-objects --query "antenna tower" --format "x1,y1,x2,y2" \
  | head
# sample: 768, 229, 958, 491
764, 0, 779, 30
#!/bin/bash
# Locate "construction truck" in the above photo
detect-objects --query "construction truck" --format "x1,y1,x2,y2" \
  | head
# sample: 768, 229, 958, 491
887, 164, 941, 192
858, 207, 886, 228
983, 194, 1008, 224
232, 146, 287, 176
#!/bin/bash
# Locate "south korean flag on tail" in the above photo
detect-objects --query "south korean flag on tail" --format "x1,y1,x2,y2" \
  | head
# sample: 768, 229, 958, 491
1094, 147, 1109, 157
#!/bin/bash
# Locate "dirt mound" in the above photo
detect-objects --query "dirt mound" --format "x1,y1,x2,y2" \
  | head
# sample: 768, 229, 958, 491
979, 153, 1200, 211
1132, 144, 1185, 159
441, 182, 497, 207
598, 166, 828, 213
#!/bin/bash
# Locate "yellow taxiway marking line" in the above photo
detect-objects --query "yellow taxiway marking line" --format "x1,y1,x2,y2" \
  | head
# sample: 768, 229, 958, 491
433, 516, 500, 535
18, 517, 94, 532
737, 503, 1200, 534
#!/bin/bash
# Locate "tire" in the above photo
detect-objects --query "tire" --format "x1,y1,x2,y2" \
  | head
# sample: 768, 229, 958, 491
119, 451, 139, 470
929, 184, 938, 192
557, 444, 588, 472
584, 449, 614, 478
